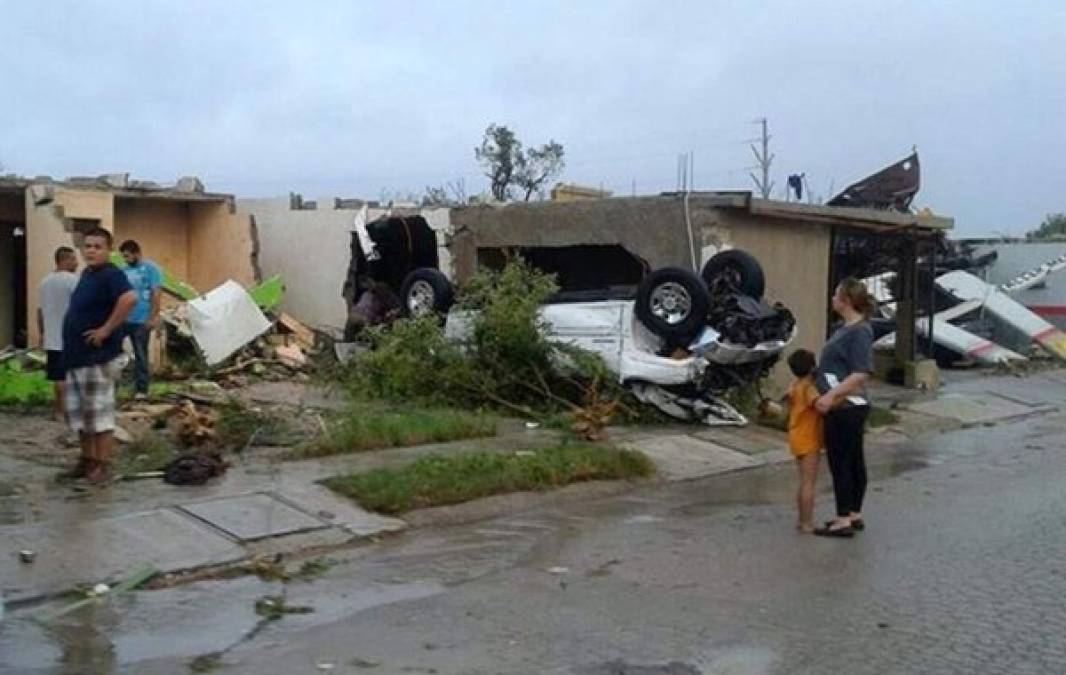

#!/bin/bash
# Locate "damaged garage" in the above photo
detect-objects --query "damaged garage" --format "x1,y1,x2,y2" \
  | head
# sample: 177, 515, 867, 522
342, 190, 952, 393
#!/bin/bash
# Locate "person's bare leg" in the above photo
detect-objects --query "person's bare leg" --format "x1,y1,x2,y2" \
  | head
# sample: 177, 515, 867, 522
79, 431, 93, 460
86, 432, 113, 484
797, 452, 820, 532
52, 383, 65, 421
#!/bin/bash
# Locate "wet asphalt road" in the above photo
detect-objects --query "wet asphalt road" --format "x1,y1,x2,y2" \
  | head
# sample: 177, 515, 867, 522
3, 407, 1066, 674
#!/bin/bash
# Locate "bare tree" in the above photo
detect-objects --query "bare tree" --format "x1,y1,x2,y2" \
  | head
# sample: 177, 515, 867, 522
422, 178, 468, 207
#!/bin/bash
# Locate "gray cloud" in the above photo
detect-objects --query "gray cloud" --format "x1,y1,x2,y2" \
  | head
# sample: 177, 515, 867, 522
0, 1, 1062, 233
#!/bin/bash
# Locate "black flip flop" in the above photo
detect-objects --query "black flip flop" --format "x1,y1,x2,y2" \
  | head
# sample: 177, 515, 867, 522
814, 524, 855, 538
824, 518, 865, 532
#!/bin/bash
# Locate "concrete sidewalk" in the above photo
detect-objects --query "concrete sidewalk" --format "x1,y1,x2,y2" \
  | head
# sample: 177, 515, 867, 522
1, 369, 1060, 606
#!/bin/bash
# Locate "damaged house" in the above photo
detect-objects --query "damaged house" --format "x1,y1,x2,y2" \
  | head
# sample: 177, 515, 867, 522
0, 174, 258, 351
331, 190, 951, 391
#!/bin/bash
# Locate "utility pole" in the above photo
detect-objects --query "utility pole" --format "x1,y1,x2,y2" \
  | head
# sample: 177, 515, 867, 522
749, 118, 774, 199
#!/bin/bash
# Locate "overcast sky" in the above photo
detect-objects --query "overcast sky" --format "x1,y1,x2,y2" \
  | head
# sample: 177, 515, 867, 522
1, 1, 1063, 235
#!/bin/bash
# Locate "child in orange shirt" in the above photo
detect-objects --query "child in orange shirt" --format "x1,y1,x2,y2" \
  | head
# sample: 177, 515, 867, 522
786, 349, 823, 533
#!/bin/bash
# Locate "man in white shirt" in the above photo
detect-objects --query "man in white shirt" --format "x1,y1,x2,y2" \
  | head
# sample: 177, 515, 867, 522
38, 246, 79, 419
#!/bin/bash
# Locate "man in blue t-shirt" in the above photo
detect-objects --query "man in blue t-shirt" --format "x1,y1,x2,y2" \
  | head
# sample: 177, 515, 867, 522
62, 228, 136, 485
119, 239, 162, 400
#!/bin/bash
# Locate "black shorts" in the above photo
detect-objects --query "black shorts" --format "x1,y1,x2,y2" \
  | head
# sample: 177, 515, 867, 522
46, 350, 66, 382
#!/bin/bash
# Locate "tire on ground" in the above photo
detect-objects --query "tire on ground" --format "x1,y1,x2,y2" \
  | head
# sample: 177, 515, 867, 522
400, 268, 455, 318
700, 249, 765, 299
634, 267, 710, 343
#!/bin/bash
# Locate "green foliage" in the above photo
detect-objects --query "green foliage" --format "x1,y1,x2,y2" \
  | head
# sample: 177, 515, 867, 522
458, 259, 559, 398
475, 123, 566, 201
287, 405, 497, 460
0, 360, 51, 407
215, 399, 296, 449
341, 259, 636, 428
115, 431, 178, 475
1026, 213, 1066, 240
344, 315, 474, 404
322, 442, 655, 514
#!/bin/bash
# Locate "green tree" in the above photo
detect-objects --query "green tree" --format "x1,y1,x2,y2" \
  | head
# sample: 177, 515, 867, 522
515, 140, 565, 201
1027, 213, 1066, 240
475, 124, 565, 202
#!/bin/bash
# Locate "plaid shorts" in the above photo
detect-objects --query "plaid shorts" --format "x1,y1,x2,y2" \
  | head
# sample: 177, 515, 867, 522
65, 363, 118, 434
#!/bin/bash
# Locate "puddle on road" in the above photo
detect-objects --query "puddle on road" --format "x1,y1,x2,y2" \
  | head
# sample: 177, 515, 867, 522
0, 575, 444, 673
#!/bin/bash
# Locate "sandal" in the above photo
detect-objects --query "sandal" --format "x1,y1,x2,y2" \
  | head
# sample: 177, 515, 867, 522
84, 460, 112, 486
814, 523, 855, 538
824, 518, 865, 532
56, 457, 92, 483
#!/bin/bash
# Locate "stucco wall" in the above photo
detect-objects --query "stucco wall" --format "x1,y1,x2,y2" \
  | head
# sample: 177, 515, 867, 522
26, 188, 114, 345
114, 199, 192, 282
187, 201, 256, 292
237, 198, 361, 331
238, 199, 452, 331
449, 197, 699, 282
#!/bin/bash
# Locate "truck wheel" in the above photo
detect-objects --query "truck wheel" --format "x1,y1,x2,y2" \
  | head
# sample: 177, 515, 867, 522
400, 268, 454, 318
701, 249, 765, 298
635, 267, 710, 343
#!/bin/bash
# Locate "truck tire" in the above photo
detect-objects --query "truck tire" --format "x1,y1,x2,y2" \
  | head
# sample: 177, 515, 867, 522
701, 249, 765, 299
400, 268, 454, 318
635, 267, 710, 343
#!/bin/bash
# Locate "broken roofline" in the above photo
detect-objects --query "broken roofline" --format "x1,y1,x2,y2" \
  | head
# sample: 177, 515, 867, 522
455, 190, 953, 235
0, 176, 233, 203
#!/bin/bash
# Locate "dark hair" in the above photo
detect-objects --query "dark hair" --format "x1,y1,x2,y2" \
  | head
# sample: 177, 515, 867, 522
788, 348, 816, 378
119, 239, 141, 254
54, 246, 75, 264
83, 227, 113, 246
836, 277, 874, 317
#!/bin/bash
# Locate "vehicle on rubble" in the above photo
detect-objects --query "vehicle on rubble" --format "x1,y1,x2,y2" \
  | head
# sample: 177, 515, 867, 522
344, 214, 796, 424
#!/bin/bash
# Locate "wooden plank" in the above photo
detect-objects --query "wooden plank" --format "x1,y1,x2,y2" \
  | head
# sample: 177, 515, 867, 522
276, 312, 315, 348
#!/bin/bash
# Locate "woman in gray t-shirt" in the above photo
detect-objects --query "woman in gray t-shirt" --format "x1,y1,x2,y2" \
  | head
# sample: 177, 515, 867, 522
813, 278, 875, 538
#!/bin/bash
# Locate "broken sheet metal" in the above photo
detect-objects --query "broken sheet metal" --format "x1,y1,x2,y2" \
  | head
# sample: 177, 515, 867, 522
937, 270, 1066, 360
248, 274, 285, 311
629, 382, 747, 427
187, 280, 272, 365
828, 152, 920, 211
875, 319, 1026, 365
108, 252, 198, 300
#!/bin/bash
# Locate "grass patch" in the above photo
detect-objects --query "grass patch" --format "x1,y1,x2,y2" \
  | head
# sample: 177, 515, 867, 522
866, 405, 900, 428
286, 406, 497, 460
0, 362, 51, 407
321, 442, 655, 514
117, 381, 180, 401
215, 400, 296, 449
115, 431, 179, 475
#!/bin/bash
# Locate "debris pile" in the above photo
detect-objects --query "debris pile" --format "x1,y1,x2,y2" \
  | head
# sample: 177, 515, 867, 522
154, 272, 323, 385
706, 294, 795, 347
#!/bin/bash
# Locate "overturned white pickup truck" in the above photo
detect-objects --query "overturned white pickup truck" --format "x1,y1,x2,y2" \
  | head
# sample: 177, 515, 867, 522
344, 213, 795, 425
443, 253, 796, 426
